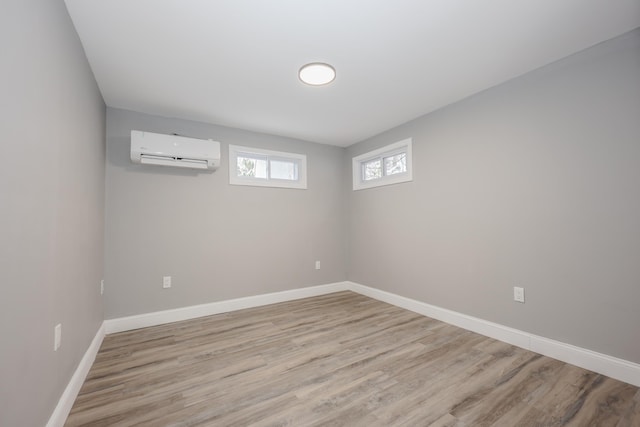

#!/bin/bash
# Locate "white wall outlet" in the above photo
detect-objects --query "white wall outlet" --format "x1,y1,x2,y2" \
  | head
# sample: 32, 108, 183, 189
163, 276, 172, 289
514, 286, 525, 303
54, 324, 62, 351
315, 261, 321, 270
100, 279, 104, 295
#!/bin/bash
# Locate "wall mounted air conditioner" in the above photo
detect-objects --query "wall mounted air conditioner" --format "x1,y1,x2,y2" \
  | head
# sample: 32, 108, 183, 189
130, 130, 221, 171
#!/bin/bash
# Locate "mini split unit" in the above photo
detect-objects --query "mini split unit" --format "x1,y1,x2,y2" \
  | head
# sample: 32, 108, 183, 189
130, 130, 221, 171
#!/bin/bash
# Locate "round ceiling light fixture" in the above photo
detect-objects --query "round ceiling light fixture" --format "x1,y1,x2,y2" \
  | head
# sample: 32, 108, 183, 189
298, 62, 336, 86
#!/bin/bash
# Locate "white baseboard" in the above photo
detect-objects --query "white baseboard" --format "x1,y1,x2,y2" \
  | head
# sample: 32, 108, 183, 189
529, 336, 640, 388
104, 282, 349, 334
97, 280, 640, 387
345, 281, 640, 387
346, 282, 531, 348
46, 323, 105, 427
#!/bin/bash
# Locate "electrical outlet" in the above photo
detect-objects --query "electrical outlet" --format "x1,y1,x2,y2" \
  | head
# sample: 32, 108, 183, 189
163, 276, 172, 289
315, 261, 321, 270
100, 279, 104, 295
514, 286, 525, 303
54, 324, 62, 351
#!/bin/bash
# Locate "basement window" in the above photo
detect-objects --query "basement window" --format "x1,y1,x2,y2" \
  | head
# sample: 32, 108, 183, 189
352, 138, 413, 190
229, 145, 307, 189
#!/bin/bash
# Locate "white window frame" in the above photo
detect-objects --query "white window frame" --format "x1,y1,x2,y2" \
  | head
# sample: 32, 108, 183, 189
352, 138, 413, 190
229, 144, 307, 189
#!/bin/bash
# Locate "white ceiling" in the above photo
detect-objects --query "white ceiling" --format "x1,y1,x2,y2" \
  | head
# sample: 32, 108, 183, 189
64, 0, 640, 147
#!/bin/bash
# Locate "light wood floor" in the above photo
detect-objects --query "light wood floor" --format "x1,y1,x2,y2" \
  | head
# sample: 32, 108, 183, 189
66, 292, 640, 426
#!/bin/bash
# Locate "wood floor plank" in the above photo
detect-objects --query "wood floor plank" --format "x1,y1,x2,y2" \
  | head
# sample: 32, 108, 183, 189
65, 291, 640, 426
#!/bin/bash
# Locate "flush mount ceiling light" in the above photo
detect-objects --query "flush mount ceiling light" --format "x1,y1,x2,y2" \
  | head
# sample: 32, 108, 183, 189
298, 62, 336, 86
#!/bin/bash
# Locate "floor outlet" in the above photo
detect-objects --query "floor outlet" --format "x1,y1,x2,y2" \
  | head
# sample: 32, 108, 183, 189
54, 324, 62, 351
163, 276, 172, 289
514, 286, 525, 303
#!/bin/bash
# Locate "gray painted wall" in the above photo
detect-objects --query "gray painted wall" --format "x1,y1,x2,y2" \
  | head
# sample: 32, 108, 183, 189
104, 108, 347, 318
0, 1, 106, 426
347, 29, 640, 364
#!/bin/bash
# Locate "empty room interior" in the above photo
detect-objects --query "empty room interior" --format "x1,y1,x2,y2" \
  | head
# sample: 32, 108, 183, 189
2, 1, 640, 426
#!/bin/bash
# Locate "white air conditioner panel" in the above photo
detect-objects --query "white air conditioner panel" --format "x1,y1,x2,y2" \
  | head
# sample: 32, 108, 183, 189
130, 130, 221, 171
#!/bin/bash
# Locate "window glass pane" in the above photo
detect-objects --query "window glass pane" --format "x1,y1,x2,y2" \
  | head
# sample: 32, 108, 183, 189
384, 153, 407, 176
237, 155, 267, 178
230, 145, 307, 189
270, 159, 298, 181
363, 158, 382, 181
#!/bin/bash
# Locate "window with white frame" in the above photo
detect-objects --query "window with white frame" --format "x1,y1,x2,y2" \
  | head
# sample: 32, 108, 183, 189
229, 145, 307, 189
352, 138, 413, 190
